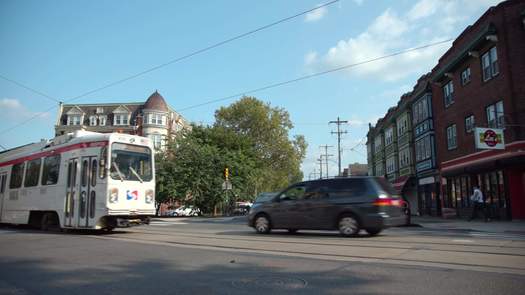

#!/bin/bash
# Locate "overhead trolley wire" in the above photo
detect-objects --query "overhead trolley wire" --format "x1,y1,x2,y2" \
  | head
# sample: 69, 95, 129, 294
178, 38, 454, 112
0, 0, 339, 136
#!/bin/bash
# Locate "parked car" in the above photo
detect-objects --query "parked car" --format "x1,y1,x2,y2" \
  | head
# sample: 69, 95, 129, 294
232, 202, 253, 216
172, 206, 201, 217
247, 177, 406, 237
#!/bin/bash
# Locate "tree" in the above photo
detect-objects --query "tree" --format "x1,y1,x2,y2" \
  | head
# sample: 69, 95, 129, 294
155, 96, 307, 214
214, 96, 307, 192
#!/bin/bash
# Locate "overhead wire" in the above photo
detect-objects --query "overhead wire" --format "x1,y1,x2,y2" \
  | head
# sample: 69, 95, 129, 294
0, 0, 340, 136
177, 38, 453, 112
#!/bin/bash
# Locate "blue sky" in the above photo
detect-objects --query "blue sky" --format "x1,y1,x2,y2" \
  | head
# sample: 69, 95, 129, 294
0, 0, 502, 178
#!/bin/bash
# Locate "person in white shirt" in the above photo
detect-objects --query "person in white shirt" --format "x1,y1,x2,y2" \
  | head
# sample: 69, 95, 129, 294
469, 185, 489, 221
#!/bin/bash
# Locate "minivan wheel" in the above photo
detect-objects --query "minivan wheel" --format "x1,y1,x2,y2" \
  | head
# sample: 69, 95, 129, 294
365, 228, 382, 236
254, 215, 271, 234
338, 215, 360, 237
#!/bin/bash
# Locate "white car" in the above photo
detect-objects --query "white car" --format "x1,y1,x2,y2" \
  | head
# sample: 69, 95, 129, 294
172, 206, 201, 217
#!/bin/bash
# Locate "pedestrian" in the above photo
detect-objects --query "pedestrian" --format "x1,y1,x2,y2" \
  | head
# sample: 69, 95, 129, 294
469, 185, 489, 222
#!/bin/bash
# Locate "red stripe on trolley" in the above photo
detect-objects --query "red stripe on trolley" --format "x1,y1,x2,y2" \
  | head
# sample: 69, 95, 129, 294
0, 141, 108, 168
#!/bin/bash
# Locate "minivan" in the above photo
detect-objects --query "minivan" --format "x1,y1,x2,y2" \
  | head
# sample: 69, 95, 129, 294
247, 177, 405, 237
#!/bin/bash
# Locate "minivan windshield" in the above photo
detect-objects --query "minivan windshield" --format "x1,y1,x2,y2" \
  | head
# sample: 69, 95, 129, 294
110, 143, 153, 182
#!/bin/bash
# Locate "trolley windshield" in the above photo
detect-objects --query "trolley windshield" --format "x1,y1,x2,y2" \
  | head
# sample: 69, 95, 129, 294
110, 143, 153, 182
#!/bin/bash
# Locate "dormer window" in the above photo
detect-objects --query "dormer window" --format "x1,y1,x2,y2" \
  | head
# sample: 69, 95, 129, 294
99, 116, 107, 126
96, 107, 104, 114
112, 105, 131, 126
68, 115, 82, 126
114, 114, 129, 126
89, 116, 97, 126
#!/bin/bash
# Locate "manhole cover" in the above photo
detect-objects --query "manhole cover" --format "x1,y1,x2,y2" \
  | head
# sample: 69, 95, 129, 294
232, 276, 308, 290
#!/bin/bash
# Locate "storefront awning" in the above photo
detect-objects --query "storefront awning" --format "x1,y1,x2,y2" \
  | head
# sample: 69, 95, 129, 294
391, 175, 410, 193
441, 141, 525, 176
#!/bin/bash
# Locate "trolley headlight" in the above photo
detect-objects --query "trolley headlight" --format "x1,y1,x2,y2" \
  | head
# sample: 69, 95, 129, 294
109, 188, 119, 203
145, 190, 154, 204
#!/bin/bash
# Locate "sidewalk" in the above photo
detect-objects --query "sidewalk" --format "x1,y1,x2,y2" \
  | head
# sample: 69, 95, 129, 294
411, 216, 525, 235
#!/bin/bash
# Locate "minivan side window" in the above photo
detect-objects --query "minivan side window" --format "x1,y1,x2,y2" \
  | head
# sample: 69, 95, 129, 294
279, 185, 307, 201
327, 179, 369, 199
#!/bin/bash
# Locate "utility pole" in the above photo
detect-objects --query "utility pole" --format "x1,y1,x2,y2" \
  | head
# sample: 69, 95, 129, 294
330, 117, 348, 177
319, 145, 333, 179
317, 157, 323, 179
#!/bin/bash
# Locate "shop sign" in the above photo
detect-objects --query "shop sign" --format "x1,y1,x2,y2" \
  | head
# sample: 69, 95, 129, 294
418, 176, 435, 185
474, 127, 505, 150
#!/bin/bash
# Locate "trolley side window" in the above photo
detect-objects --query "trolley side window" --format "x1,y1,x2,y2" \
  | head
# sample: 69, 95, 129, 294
24, 158, 42, 187
9, 162, 25, 189
42, 155, 61, 186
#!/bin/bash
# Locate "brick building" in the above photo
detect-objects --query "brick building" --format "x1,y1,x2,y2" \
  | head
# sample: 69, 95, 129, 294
54, 91, 190, 150
367, 0, 525, 219
431, 0, 525, 219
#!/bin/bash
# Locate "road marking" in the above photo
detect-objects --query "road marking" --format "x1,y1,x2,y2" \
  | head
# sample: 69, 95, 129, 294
149, 221, 188, 226
452, 239, 474, 243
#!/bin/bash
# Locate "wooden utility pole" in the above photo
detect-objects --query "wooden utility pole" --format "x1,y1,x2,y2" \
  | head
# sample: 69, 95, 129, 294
320, 145, 333, 178
330, 117, 348, 176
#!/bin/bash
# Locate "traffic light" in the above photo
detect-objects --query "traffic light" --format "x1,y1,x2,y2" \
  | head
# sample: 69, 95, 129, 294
224, 167, 229, 180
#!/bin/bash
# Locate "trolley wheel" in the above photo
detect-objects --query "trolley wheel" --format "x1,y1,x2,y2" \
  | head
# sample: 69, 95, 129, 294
40, 212, 55, 231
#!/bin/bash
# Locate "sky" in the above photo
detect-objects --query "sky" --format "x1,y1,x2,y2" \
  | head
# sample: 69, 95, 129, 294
0, 0, 503, 179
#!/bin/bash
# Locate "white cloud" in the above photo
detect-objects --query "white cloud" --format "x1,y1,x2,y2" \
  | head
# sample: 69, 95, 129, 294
305, 5, 327, 22
0, 98, 50, 120
305, 0, 502, 82
353, 0, 365, 6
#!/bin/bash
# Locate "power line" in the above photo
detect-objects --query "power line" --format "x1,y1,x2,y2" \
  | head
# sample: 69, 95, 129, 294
0, 1, 339, 136
178, 38, 453, 112
0, 74, 60, 103
0, 38, 452, 136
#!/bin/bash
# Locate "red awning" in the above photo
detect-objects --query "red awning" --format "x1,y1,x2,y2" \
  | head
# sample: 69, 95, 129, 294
391, 175, 410, 193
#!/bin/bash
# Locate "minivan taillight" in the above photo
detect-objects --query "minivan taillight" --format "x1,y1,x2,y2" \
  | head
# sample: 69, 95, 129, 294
373, 198, 401, 207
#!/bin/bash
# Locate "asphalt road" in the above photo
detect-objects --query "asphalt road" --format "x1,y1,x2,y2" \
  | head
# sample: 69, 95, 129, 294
1, 217, 525, 295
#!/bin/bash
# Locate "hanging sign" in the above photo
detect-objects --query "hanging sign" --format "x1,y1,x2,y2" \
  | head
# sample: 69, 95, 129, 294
474, 127, 505, 150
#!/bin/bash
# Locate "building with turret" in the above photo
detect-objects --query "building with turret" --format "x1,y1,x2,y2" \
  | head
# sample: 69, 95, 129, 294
54, 91, 190, 150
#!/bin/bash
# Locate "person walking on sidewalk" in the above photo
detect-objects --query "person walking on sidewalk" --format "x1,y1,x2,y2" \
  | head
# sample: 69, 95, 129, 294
469, 186, 489, 222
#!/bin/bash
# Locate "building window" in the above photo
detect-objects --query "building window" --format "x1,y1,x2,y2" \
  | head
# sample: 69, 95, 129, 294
147, 113, 165, 125
415, 136, 432, 162
399, 148, 410, 168
114, 114, 129, 126
96, 107, 104, 114
89, 116, 97, 126
397, 115, 408, 136
385, 127, 394, 146
447, 124, 457, 150
443, 81, 454, 107
149, 134, 163, 150
486, 100, 504, 128
99, 116, 107, 126
461, 67, 471, 85
465, 115, 475, 133
482, 47, 499, 81
374, 136, 382, 153
413, 96, 429, 124
386, 157, 397, 174
68, 115, 81, 126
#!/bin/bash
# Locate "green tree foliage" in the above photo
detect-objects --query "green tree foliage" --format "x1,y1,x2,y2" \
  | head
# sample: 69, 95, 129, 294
215, 96, 307, 192
156, 96, 307, 214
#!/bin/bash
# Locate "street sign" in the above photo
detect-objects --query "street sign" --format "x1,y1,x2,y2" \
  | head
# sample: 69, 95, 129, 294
222, 180, 232, 190
474, 127, 505, 150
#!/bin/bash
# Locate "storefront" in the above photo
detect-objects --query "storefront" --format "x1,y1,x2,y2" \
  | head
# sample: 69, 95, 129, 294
440, 141, 525, 220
